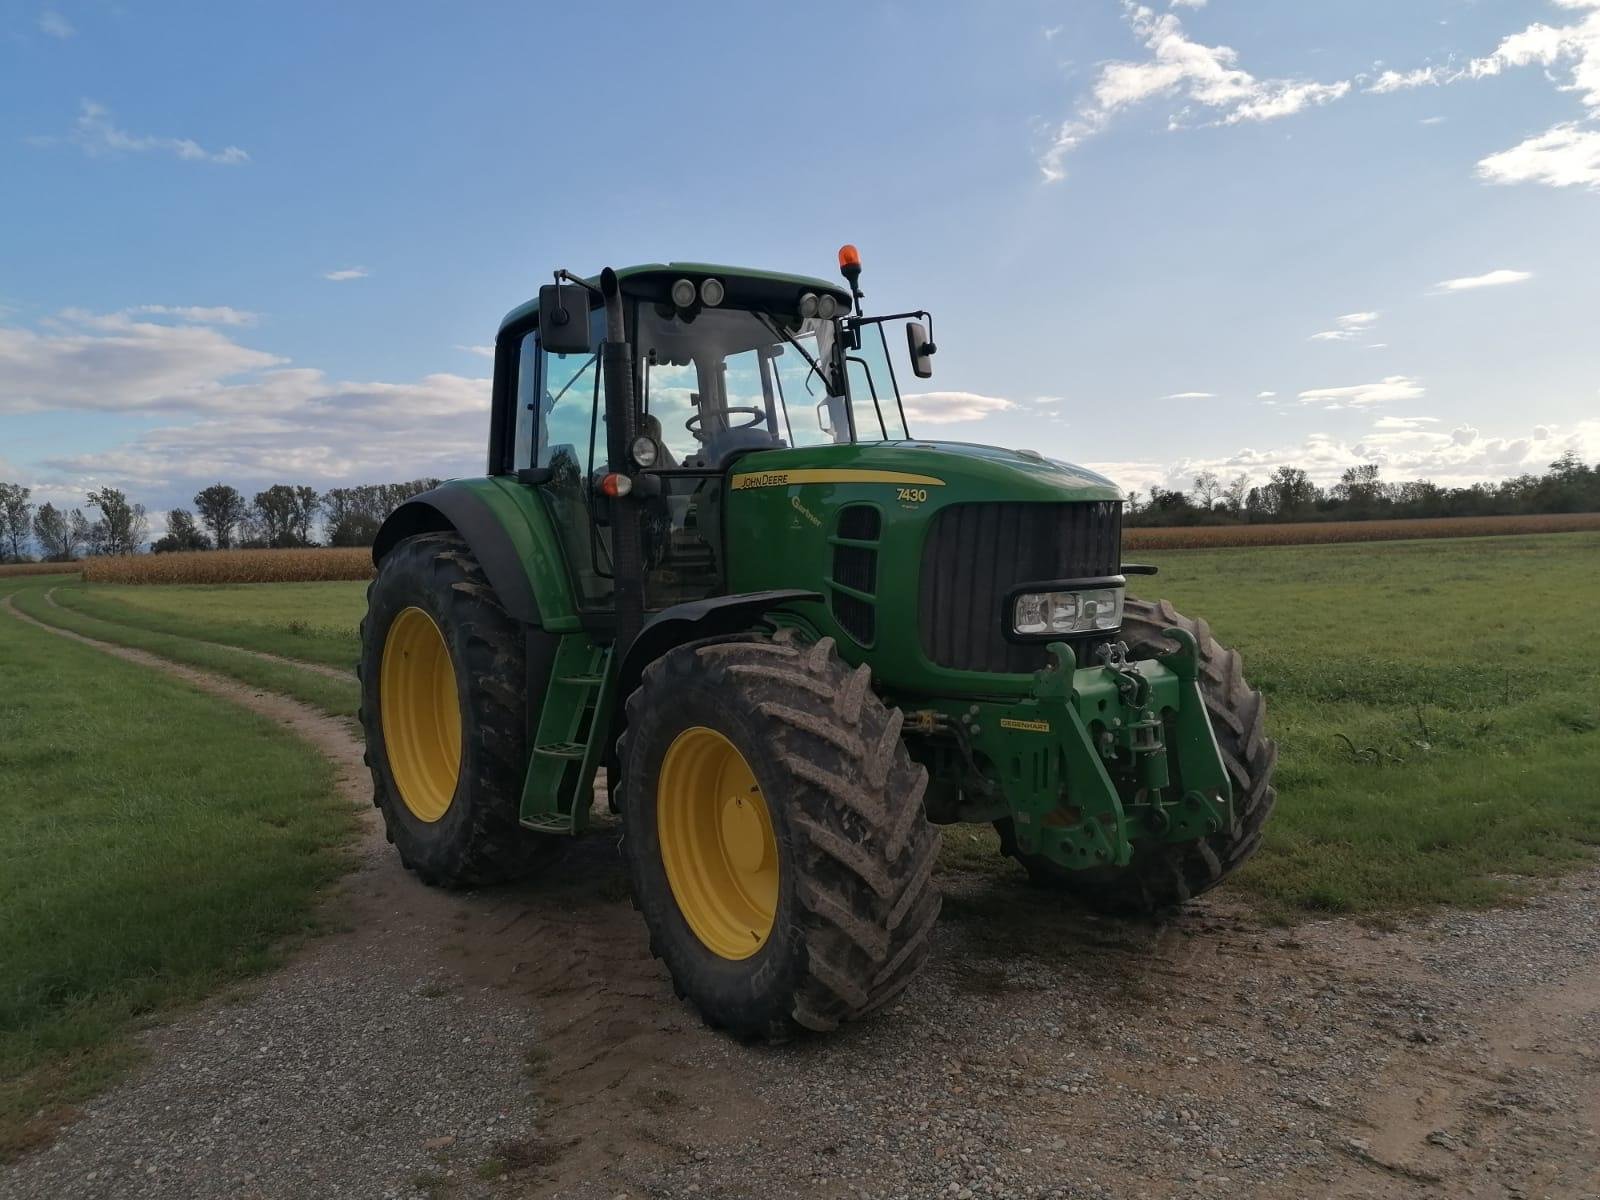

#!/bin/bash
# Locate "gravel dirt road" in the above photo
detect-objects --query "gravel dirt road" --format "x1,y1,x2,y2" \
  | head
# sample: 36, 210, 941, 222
3, 602, 1596, 1200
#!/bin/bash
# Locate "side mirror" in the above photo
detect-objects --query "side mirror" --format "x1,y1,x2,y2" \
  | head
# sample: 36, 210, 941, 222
538, 283, 592, 355
906, 321, 935, 379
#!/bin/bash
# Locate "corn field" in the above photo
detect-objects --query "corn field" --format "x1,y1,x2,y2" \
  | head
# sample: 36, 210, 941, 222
80, 548, 375, 585
0, 561, 83, 579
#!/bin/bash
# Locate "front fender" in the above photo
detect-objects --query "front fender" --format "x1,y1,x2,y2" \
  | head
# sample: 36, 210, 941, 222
613, 589, 822, 707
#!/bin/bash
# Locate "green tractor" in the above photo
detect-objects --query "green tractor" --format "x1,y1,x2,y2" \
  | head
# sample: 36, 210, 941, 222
360, 247, 1275, 1039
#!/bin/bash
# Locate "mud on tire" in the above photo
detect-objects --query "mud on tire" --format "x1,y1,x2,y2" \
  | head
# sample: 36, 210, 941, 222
358, 531, 557, 887
618, 630, 942, 1039
998, 596, 1277, 914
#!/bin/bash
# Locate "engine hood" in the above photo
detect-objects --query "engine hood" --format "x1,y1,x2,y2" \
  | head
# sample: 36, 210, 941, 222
727, 439, 1123, 505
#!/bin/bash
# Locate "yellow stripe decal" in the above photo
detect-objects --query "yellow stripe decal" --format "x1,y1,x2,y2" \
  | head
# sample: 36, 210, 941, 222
730, 469, 946, 490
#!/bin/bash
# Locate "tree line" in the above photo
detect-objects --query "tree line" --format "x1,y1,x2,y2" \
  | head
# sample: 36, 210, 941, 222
0, 480, 439, 562
1126, 451, 1600, 527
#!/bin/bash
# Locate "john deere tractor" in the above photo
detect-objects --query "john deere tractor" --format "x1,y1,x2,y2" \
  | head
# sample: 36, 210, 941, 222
360, 248, 1275, 1039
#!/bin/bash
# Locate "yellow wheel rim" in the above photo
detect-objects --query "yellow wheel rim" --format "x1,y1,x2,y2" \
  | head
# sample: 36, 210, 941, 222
657, 726, 779, 960
379, 606, 462, 823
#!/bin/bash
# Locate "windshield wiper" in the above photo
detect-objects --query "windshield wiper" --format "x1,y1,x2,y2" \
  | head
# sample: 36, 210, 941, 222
754, 313, 832, 398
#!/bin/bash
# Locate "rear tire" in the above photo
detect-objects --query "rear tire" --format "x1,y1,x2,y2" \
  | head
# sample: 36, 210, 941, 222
358, 532, 557, 887
618, 631, 941, 1039
998, 597, 1277, 914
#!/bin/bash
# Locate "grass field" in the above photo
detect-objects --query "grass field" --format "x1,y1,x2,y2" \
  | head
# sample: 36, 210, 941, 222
1123, 511, 1600, 549
0, 583, 356, 1161
53, 580, 362, 670
9, 578, 359, 718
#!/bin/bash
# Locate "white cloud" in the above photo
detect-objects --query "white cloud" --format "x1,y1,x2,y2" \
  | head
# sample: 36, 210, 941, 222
455, 344, 495, 359
0, 302, 496, 509
901, 391, 1014, 424
1039, 2, 1350, 181
1162, 390, 1215, 400
1170, 0, 1206, 7
1367, 66, 1443, 94
1309, 311, 1379, 341
1421, 115, 1447, 125
1372, 415, 1440, 430
323, 267, 370, 282
133, 305, 258, 327
0, 308, 284, 414
1433, 268, 1533, 292
1368, 2, 1600, 190
1477, 122, 1600, 189
1256, 390, 1277, 398
61, 100, 248, 165
1086, 419, 1595, 493
1297, 375, 1425, 406
38, 10, 74, 37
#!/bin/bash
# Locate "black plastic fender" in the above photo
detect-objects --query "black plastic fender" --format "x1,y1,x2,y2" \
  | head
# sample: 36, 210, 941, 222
372, 488, 542, 627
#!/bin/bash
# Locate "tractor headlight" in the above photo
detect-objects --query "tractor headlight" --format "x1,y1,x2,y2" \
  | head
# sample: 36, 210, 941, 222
671, 278, 698, 308
630, 435, 660, 469
699, 277, 725, 307
816, 294, 839, 319
1012, 586, 1124, 636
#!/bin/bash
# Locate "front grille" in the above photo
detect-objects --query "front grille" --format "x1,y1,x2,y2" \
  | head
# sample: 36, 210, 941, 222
831, 504, 880, 646
918, 500, 1122, 673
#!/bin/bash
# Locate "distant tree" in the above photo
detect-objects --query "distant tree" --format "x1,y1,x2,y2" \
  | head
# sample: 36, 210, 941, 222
86, 487, 149, 556
322, 478, 440, 546
152, 508, 213, 553
194, 483, 247, 549
253, 484, 321, 548
1123, 489, 1142, 517
33, 502, 88, 561
0, 482, 33, 561
1222, 473, 1249, 516
1191, 470, 1222, 511
1267, 466, 1317, 518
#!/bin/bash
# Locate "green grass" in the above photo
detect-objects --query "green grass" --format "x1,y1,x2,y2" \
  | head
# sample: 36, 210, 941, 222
7, 578, 359, 719
52, 580, 366, 670
1132, 531, 1600, 917
0, 585, 357, 1160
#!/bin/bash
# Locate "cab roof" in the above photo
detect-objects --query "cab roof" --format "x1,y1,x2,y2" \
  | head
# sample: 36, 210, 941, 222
497, 262, 852, 334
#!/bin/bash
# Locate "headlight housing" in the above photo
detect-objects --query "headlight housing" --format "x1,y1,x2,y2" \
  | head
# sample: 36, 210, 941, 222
630, 435, 660, 469
1012, 584, 1124, 636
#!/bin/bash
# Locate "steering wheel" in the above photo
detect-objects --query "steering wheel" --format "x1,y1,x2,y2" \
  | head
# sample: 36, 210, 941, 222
685, 406, 765, 440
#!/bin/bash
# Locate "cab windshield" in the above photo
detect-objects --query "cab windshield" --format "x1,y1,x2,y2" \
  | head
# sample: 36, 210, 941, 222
636, 305, 906, 469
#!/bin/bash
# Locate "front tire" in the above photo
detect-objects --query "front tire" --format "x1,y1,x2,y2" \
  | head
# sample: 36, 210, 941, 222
999, 597, 1277, 914
618, 631, 941, 1039
358, 532, 556, 887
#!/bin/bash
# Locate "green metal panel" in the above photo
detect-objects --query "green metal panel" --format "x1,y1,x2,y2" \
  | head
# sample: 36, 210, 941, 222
426, 476, 584, 633
723, 440, 1122, 699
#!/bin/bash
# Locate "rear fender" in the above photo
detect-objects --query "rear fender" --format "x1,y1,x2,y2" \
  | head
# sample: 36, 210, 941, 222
372, 478, 577, 629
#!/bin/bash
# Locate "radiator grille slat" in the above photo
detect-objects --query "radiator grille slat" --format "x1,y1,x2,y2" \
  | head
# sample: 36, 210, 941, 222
918, 501, 1122, 673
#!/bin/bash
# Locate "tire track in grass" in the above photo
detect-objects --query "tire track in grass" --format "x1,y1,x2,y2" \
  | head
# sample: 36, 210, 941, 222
44, 586, 354, 682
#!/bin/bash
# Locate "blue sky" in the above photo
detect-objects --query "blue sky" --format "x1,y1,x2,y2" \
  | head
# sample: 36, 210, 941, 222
3, 0, 1597, 529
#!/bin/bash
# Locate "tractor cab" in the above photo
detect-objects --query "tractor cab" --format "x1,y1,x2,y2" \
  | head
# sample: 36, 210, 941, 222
489, 254, 935, 614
